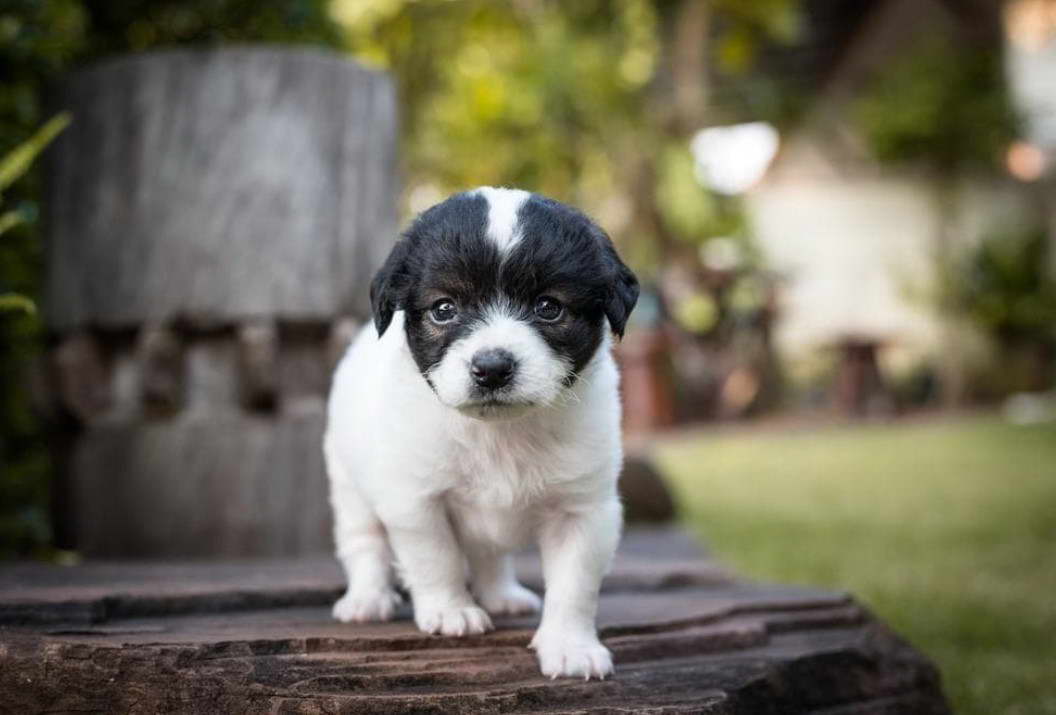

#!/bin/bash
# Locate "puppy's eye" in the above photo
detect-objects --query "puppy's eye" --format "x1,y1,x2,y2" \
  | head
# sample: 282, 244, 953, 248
534, 296, 563, 322
430, 299, 458, 324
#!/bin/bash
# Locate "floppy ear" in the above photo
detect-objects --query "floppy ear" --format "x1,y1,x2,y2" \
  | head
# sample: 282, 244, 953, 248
369, 239, 413, 336
599, 236, 639, 339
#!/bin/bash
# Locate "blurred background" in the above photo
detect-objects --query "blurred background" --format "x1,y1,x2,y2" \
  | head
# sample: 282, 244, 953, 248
1, 1, 1054, 713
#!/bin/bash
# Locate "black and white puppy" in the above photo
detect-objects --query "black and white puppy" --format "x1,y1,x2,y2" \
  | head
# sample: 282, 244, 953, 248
324, 187, 638, 679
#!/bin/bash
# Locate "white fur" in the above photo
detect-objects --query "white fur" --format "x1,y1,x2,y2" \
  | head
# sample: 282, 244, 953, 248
475, 186, 530, 254
428, 302, 571, 419
324, 311, 624, 680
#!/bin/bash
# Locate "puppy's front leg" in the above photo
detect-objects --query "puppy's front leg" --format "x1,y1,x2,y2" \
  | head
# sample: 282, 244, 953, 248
382, 499, 494, 637
531, 497, 622, 679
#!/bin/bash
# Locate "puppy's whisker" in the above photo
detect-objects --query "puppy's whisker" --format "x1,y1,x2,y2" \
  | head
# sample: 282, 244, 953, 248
563, 385, 583, 404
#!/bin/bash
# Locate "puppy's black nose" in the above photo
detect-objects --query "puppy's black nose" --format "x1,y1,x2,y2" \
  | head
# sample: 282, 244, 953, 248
470, 349, 516, 390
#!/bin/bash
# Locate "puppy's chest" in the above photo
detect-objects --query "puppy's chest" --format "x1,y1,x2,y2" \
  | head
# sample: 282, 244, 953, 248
442, 421, 582, 509
446, 497, 534, 550
448, 442, 548, 506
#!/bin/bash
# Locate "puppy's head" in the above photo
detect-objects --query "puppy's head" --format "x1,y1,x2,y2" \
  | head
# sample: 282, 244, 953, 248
370, 187, 638, 420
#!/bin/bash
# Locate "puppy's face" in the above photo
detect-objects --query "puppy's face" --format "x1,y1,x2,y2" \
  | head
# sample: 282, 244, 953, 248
370, 188, 638, 420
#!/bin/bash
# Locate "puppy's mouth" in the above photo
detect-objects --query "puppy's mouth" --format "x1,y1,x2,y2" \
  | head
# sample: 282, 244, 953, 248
456, 398, 536, 420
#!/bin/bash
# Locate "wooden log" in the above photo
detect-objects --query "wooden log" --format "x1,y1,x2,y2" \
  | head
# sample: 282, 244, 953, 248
71, 411, 330, 557
326, 316, 361, 370
136, 324, 184, 415
278, 324, 330, 417
51, 332, 110, 422
41, 47, 400, 558
0, 529, 951, 713
44, 47, 398, 331
615, 327, 675, 434
237, 320, 278, 412
183, 337, 241, 416
833, 337, 893, 417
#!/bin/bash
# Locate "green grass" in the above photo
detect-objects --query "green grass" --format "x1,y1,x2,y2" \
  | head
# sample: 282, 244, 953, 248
655, 415, 1056, 715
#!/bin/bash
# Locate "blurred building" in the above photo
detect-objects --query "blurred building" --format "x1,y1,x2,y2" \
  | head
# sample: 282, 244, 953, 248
742, 0, 1042, 383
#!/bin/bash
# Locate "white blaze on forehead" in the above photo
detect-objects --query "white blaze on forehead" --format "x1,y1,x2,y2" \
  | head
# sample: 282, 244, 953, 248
474, 186, 530, 254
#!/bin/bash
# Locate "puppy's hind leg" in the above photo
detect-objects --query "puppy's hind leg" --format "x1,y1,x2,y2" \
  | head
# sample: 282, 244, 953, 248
466, 546, 541, 617
326, 441, 401, 623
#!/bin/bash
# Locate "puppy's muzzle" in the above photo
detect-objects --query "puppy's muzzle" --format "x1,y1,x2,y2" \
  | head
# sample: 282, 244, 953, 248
470, 348, 517, 390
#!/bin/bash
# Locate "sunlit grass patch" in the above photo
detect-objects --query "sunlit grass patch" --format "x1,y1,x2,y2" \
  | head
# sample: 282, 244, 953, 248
655, 415, 1056, 715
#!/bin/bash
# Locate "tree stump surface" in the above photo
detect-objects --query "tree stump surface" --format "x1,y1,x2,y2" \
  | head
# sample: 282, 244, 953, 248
41, 47, 399, 557
45, 47, 398, 330
0, 528, 950, 713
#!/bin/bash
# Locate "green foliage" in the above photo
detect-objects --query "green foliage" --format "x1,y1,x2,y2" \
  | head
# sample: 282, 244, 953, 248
331, 0, 796, 291
712, 0, 802, 75
953, 227, 1056, 344
0, 1, 87, 139
654, 142, 745, 243
334, 0, 660, 207
0, 114, 73, 558
0, 284, 49, 556
0, 209, 23, 235
0, 116, 71, 556
0, 293, 35, 314
0, 112, 70, 193
0, 112, 69, 317
854, 38, 1017, 170
330, 0, 788, 361
75, 0, 341, 55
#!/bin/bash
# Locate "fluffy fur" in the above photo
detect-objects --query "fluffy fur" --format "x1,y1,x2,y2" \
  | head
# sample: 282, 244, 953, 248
324, 187, 638, 679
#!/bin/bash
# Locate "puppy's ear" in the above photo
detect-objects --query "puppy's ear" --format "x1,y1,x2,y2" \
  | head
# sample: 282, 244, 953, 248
370, 239, 413, 336
597, 231, 639, 338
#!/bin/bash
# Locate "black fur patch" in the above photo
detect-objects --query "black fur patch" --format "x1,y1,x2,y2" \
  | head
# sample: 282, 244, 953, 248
369, 190, 639, 386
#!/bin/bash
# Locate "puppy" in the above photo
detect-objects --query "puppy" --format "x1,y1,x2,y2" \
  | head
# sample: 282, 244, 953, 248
323, 187, 638, 679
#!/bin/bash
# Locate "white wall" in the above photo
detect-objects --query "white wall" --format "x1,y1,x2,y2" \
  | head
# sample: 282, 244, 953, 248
746, 175, 1033, 361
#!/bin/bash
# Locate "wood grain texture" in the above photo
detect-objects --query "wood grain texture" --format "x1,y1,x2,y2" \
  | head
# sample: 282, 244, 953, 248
0, 528, 728, 625
54, 323, 341, 557
52, 331, 111, 421
0, 530, 950, 714
237, 320, 279, 411
72, 410, 331, 557
45, 47, 398, 330
137, 324, 185, 414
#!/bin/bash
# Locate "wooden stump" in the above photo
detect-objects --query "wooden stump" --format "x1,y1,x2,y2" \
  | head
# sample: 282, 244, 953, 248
0, 528, 951, 713
616, 328, 676, 435
833, 337, 893, 417
43, 48, 399, 556
46, 47, 398, 329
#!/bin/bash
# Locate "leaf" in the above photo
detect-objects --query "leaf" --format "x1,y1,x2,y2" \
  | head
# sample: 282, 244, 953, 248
0, 112, 72, 194
0, 209, 23, 236
0, 293, 37, 316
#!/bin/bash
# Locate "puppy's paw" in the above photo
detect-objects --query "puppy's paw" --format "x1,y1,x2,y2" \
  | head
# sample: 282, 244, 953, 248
415, 603, 494, 636
476, 581, 542, 616
332, 588, 401, 623
529, 630, 613, 680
